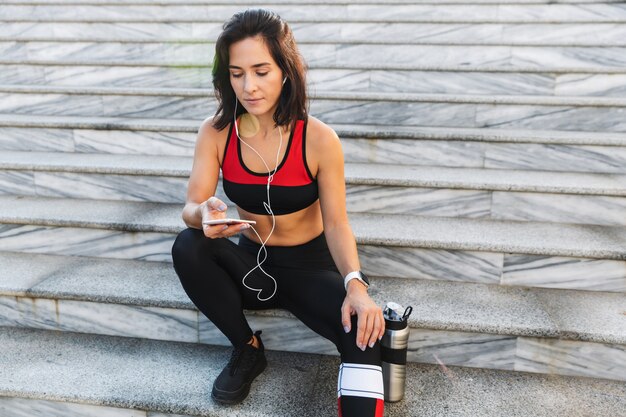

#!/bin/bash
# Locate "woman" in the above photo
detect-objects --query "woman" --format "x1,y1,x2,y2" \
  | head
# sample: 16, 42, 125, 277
171, 9, 385, 417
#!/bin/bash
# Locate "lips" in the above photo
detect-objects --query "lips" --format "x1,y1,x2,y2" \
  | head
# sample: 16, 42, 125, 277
245, 98, 262, 104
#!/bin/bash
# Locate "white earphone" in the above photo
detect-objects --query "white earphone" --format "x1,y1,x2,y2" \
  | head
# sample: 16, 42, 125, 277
233, 98, 282, 302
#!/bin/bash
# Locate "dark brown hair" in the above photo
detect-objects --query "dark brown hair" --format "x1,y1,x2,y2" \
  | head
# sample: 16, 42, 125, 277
211, 9, 308, 131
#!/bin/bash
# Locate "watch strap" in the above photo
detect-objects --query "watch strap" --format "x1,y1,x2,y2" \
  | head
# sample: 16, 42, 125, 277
344, 271, 369, 290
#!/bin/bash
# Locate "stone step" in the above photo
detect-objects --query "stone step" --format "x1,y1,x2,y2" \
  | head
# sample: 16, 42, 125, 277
4, 61, 626, 98
3, 22, 626, 46
1, 195, 625, 293
1, 251, 624, 381
3, 40, 626, 71
2, 150, 625, 227
2, 3, 626, 23
1, 326, 624, 417
1, 85, 625, 132
4, 0, 624, 2
2, 114, 625, 174
7, 0, 626, 4
4, 57, 626, 74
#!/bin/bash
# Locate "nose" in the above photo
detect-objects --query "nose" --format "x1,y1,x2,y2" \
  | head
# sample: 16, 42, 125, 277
243, 75, 257, 94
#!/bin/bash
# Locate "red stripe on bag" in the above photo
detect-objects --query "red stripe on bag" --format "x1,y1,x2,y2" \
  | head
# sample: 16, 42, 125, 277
375, 398, 384, 417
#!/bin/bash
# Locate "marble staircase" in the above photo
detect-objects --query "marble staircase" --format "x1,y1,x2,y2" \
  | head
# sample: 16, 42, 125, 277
0, 1, 625, 416
2, 150, 626, 226
2, 326, 625, 417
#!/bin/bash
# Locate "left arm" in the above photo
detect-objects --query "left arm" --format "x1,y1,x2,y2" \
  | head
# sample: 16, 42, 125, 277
315, 126, 385, 351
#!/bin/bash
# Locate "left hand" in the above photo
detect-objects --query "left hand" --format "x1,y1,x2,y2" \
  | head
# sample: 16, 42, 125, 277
341, 282, 385, 351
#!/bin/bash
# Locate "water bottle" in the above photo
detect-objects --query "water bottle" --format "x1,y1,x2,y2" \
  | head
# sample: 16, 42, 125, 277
381, 302, 413, 402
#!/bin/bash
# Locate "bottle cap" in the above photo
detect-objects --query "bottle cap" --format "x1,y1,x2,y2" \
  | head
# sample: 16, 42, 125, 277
383, 302, 413, 322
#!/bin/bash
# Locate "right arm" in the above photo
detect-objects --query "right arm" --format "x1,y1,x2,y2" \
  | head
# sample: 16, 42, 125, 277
181, 119, 246, 238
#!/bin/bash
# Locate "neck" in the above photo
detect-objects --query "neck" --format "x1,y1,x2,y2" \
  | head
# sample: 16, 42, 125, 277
255, 113, 278, 137
239, 112, 285, 140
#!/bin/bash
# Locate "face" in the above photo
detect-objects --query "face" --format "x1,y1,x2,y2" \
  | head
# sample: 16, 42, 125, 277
228, 36, 284, 118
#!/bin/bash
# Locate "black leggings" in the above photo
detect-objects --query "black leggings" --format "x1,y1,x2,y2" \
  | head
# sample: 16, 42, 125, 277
171, 228, 384, 417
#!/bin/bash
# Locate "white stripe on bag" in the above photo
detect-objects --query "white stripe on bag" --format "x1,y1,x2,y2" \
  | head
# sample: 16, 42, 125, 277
337, 363, 384, 400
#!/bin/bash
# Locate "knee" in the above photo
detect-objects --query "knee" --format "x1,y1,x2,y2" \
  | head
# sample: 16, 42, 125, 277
340, 341, 382, 367
171, 227, 205, 265
171, 227, 230, 266
339, 316, 382, 366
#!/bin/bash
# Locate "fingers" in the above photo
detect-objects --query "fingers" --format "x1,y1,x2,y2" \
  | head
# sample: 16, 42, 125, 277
202, 220, 225, 238
356, 306, 386, 351
200, 196, 229, 238
206, 196, 227, 212
341, 301, 352, 334
378, 308, 386, 341
356, 313, 371, 351
367, 311, 383, 348
224, 223, 251, 236
206, 222, 250, 239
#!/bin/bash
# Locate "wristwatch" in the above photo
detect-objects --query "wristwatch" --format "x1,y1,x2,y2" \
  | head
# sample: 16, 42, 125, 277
344, 271, 370, 290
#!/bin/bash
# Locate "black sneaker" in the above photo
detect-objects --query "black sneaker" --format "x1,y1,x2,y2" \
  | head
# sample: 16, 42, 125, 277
211, 330, 267, 405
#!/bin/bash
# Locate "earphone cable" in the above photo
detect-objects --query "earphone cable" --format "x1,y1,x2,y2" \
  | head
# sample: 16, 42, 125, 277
233, 99, 281, 301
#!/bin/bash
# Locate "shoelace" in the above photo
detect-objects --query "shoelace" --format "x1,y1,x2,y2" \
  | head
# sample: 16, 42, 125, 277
227, 344, 259, 377
227, 346, 243, 376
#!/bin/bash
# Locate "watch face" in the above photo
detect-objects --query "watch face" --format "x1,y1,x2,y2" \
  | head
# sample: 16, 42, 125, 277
360, 272, 370, 285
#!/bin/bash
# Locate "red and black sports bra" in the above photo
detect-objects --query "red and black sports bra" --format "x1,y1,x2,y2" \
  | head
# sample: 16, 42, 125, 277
221, 118, 319, 215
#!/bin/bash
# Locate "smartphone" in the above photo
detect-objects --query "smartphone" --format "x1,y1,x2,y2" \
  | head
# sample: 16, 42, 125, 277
202, 218, 257, 226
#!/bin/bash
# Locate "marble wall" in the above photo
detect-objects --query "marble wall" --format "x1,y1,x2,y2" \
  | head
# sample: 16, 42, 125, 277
2, 126, 625, 174
1, 224, 624, 292
4, 21, 626, 46
0, 293, 623, 381
0, 397, 149, 417
2, 90, 625, 132
5, 39, 626, 71
2, 4, 626, 22
2, 168, 624, 226
5, 63, 626, 98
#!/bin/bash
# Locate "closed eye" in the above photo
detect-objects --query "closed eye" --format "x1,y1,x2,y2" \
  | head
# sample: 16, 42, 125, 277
231, 73, 268, 78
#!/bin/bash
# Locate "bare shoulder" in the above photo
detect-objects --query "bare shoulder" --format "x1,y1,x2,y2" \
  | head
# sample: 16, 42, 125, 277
305, 115, 342, 154
196, 116, 230, 164
198, 115, 228, 143
305, 116, 343, 178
